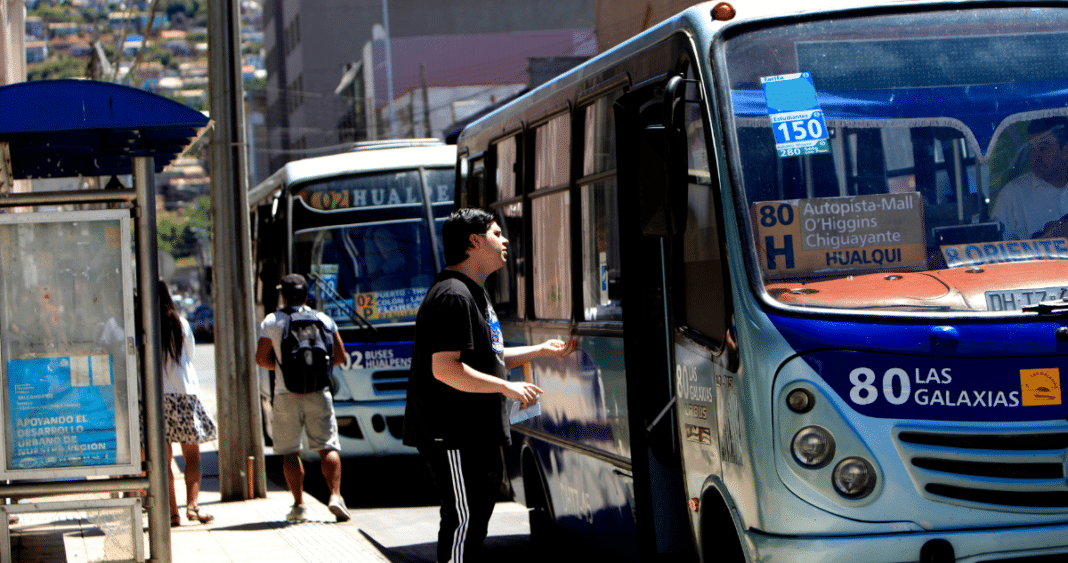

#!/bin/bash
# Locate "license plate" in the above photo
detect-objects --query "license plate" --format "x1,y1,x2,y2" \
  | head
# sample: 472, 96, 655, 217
985, 286, 1068, 311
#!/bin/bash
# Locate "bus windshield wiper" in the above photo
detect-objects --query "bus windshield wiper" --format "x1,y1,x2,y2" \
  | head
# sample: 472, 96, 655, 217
306, 274, 378, 336
1022, 298, 1068, 316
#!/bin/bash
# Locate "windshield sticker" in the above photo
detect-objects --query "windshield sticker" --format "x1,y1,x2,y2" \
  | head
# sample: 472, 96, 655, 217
760, 73, 830, 158
752, 192, 926, 278
352, 288, 428, 321
941, 238, 1068, 268
310, 264, 339, 302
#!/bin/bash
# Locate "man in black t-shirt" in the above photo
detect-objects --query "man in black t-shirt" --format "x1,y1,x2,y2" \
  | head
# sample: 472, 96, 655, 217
403, 208, 576, 563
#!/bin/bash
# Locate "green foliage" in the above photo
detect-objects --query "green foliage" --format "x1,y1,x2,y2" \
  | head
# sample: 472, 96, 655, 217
28, 55, 87, 81
166, 0, 207, 24
158, 195, 212, 259
139, 45, 173, 69
245, 76, 267, 91
29, 4, 82, 23
186, 195, 213, 240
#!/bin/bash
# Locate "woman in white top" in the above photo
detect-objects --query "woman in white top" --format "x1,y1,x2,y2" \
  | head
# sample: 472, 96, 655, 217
159, 280, 217, 526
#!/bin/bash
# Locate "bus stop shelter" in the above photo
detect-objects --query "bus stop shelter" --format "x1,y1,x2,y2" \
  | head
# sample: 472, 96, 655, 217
0, 79, 209, 563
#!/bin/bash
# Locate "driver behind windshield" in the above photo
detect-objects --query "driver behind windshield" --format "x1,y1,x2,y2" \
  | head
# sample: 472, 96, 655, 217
991, 116, 1068, 240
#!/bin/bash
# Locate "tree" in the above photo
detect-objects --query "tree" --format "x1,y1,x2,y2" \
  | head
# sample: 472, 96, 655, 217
28, 55, 87, 81
157, 195, 212, 259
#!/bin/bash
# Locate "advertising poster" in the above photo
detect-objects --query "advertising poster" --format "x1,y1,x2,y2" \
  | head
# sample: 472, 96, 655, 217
7, 355, 117, 469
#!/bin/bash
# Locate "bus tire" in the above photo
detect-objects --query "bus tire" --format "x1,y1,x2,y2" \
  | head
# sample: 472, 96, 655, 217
699, 491, 747, 563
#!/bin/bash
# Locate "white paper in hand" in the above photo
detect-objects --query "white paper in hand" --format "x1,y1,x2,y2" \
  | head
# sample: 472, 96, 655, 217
509, 398, 542, 424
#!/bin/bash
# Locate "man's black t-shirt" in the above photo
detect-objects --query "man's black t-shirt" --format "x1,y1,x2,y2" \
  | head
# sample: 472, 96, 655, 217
402, 269, 509, 448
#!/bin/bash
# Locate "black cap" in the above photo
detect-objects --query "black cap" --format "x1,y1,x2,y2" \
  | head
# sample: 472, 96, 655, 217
278, 273, 307, 292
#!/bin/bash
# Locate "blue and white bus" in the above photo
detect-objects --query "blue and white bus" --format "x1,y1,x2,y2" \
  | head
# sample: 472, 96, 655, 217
250, 139, 454, 457
455, 1, 1068, 561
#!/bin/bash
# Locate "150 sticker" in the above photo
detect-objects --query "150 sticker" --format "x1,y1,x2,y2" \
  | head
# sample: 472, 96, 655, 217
848, 367, 1021, 408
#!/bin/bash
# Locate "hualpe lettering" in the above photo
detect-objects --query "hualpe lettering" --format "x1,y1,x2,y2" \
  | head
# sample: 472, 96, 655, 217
825, 247, 902, 266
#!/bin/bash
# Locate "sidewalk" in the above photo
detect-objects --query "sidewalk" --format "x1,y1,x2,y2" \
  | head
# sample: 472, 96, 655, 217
6, 445, 394, 563
6, 445, 534, 563
166, 474, 394, 563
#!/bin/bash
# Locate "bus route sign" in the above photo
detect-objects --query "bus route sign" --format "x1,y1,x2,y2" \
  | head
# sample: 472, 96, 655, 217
761, 72, 830, 158
752, 192, 927, 278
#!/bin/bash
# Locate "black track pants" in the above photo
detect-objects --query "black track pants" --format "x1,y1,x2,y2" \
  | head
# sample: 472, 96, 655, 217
418, 444, 503, 563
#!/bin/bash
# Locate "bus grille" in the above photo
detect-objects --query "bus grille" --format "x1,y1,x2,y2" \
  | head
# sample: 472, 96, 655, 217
895, 428, 1068, 510
372, 370, 408, 395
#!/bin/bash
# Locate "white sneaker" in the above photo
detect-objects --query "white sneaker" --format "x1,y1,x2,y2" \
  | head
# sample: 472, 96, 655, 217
286, 504, 308, 522
328, 495, 350, 522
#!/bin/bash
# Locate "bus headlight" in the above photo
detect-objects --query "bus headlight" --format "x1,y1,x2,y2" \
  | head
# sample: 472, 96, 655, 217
786, 388, 814, 413
792, 426, 835, 468
833, 457, 876, 498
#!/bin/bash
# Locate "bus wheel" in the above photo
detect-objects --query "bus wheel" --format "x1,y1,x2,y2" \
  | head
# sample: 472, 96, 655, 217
699, 492, 746, 563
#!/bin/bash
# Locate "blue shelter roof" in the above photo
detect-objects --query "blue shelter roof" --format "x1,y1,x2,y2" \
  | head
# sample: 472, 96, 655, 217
0, 79, 209, 180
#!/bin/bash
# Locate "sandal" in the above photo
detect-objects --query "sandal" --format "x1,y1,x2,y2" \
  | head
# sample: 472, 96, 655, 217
186, 506, 214, 524
170, 514, 181, 527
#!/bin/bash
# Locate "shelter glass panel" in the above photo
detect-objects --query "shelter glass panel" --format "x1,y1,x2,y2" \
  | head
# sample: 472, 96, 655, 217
0, 211, 137, 479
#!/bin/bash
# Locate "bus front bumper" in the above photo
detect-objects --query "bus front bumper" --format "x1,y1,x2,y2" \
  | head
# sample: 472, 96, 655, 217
332, 399, 415, 457
746, 520, 1068, 562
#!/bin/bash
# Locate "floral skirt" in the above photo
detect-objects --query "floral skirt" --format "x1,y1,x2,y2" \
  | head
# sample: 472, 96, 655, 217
163, 393, 217, 444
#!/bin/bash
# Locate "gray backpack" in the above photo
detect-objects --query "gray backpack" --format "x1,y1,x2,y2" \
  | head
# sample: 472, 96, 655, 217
278, 308, 332, 394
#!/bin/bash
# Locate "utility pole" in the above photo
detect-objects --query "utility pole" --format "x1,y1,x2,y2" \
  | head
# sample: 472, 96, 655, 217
207, 0, 266, 501
420, 63, 431, 138
382, 0, 396, 139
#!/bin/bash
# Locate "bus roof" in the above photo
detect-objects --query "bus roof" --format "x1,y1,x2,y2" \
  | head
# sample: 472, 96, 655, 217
249, 142, 456, 206
455, 0, 1024, 147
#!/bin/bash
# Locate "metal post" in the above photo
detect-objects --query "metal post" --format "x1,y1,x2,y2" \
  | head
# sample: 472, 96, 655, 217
420, 64, 431, 138
134, 155, 171, 563
208, 0, 266, 501
382, 0, 396, 139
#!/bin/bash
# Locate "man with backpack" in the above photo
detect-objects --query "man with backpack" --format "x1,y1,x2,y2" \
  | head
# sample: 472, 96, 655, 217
255, 273, 351, 522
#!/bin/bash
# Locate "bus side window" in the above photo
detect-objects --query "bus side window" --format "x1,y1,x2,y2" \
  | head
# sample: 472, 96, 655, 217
489, 136, 525, 319
580, 94, 622, 321
531, 113, 572, 320
677, 72, 729, 345
464, 156, 486, 208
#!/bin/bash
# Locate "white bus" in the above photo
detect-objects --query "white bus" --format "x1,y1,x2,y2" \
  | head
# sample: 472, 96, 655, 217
250, 139, 455, 457
455, 1, 1068, 561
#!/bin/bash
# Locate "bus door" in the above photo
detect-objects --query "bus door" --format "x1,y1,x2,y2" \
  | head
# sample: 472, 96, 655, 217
615, 63, 706, 560
664, 67, 744, 561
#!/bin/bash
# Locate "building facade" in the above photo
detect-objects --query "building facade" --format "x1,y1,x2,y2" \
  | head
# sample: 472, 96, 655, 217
261, 0, 595, 174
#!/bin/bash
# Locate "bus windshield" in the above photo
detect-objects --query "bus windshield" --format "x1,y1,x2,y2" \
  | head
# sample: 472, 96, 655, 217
722, 7, 1068, 314
290, 168, 452, 327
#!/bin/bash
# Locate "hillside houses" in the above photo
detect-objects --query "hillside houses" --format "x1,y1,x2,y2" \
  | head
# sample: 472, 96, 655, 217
24, 2, 264, 110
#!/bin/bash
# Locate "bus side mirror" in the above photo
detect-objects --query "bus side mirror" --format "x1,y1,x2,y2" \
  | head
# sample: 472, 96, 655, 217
639, 75, 688, 237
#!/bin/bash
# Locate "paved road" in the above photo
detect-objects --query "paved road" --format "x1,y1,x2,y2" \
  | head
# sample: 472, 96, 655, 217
192, 343, 615, 562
